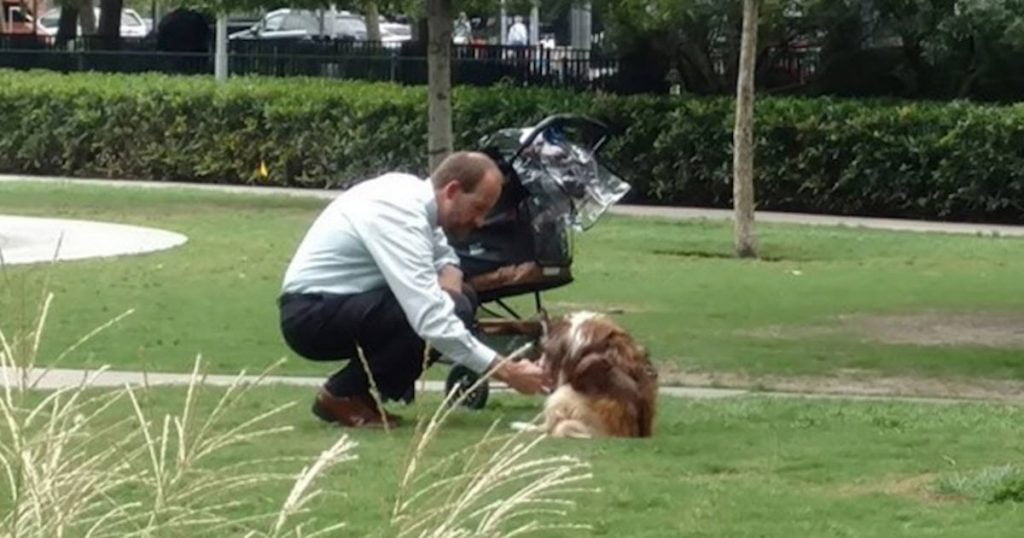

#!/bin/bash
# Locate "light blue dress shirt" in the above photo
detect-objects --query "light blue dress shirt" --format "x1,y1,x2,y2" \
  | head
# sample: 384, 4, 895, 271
282, 173, 497, 373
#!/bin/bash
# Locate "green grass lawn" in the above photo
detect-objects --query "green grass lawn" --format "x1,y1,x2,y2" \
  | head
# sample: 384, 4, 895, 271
3, 180, 1024, 389
4, 181, 1024, 537
13, 383, 1024, 537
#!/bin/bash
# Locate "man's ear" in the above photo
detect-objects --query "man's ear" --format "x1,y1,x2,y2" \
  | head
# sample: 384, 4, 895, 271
442, 180, 462, 201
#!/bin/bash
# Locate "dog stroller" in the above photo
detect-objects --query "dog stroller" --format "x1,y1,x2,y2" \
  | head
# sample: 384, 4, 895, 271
440, 114, 631, 409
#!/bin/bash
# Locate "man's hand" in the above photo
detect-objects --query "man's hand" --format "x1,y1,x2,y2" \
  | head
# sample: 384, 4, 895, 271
438, 264, 463, 295
491, 358, 550, 395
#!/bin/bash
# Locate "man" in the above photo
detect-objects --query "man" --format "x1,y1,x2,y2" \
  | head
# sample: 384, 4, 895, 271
506, 15, 527, 46
279, 152, 549, 428
453, 12, 472, 45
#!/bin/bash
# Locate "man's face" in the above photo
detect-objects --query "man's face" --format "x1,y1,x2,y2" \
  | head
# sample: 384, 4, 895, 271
441, 171, 502, 240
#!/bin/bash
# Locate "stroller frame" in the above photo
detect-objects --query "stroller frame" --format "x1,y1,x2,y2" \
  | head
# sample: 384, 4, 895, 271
436, 114, 621, 409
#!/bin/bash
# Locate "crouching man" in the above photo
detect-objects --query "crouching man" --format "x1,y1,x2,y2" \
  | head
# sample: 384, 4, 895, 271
278, 152, 549, 428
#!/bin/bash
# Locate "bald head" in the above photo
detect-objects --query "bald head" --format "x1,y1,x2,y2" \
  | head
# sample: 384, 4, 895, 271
430, 151, 502, 193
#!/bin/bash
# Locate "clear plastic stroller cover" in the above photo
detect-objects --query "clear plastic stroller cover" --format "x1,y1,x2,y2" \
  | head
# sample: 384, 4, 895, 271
484, 124, 631, 231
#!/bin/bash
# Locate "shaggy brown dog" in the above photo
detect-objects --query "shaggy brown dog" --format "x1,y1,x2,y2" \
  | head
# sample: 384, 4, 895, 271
534, 312, 658, 438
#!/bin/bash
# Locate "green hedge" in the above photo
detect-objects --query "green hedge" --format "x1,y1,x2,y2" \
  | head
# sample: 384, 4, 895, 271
3, 70, 1024, 223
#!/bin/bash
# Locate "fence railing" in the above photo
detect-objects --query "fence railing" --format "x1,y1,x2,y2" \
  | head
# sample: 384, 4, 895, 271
0, 34, 619, 91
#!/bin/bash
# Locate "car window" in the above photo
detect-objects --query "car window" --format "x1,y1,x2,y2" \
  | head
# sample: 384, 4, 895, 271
283, 13, 316, 32
39, 12, 59, 29
122, 11, 144, 27
384, 25, 409, 37
264, 13, 285, 31
335, 16, 366, 34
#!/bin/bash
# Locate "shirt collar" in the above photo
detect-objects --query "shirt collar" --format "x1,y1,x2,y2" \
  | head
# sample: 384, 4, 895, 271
423, 178, 440, 228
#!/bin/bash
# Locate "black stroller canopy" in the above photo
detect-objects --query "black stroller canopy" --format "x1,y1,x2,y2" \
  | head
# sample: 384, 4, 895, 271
451, 115, 630, 302
481, 114, 630, 232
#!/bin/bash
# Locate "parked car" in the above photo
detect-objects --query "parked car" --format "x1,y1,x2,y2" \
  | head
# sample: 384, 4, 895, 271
229, 9, 367, 41
380, 21, 411, 45
36, 7, 149, 38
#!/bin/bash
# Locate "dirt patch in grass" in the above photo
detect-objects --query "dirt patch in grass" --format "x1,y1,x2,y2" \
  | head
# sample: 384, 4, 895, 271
659, 365, 1024, 402
832, 473, 957, 504
546, 301, 651, 315
745, 311, 1024, 349
846, 312, 1024, 348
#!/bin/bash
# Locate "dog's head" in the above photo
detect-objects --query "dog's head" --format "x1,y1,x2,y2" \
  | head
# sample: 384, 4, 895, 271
540, 311, 658, 397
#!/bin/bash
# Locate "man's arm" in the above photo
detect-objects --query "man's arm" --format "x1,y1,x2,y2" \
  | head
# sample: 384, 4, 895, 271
438, 264, 463, 295
432, 227, 463, 294
353, 203, 548, 395
352, 203, 495, 374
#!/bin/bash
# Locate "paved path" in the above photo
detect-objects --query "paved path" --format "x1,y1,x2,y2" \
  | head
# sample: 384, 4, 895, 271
0, 365, 749, 400
2, 365, 989, 405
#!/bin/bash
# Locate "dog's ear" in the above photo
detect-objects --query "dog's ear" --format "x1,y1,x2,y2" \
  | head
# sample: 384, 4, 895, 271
569, 353, 612, 394
571, 352, 640, 400
540, 319, 572, 378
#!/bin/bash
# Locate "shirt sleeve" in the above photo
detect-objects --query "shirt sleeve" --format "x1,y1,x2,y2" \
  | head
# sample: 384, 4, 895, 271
350, 201, 497, 373
432, 227, 461, 271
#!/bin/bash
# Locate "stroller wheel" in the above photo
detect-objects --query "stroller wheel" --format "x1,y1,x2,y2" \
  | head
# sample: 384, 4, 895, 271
445, 365, 489, 410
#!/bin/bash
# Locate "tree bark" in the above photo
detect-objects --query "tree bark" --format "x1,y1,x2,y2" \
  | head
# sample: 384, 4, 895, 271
365, 1, 381, 42
732, 0, 759, 259
56, 5, 79, 47
78, 0, 96, 35
97, 0, 121, 48
214, 12, 227, 82
427, 0, 453, 172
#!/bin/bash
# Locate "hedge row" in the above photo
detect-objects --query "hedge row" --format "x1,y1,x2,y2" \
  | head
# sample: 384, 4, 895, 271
3, 70, 1024, 223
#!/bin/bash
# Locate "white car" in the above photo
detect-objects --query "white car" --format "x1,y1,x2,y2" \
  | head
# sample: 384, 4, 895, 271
36, 7, 149, 38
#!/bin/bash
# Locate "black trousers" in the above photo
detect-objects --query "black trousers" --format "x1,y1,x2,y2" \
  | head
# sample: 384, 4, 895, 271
278, 286, 478, 402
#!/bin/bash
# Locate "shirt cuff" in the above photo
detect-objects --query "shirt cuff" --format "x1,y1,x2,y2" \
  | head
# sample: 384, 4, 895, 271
434, 257, 460, 272
458, 339, 498, 374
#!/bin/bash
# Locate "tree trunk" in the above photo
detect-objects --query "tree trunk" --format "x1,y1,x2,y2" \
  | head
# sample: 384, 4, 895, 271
56, 5, 79, 47
427, 0, 453, 172
732, 0, 759, 259
78, 0, 97, 35
97, 0, 121, 48
365, 1, 381, 42
529, 1, 539, 45
214, 12, 227, 82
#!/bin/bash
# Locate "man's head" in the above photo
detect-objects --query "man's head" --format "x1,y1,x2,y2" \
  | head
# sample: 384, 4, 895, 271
431, 151, 503, 240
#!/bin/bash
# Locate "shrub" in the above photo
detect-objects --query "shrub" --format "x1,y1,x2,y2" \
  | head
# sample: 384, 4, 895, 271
3, 70, 1024, 223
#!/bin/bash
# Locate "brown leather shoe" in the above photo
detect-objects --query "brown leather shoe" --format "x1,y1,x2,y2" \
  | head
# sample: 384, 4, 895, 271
312, 390, 400, 429
352, 393, 403, 425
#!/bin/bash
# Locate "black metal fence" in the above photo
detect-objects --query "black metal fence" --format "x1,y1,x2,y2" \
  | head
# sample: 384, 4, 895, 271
0, 34, 619, 91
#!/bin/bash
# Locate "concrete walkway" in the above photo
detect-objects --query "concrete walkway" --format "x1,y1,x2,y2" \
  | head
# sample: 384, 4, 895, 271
0, 365, 749, 400
4, 173, 1024, 238
2, 365, 987, 405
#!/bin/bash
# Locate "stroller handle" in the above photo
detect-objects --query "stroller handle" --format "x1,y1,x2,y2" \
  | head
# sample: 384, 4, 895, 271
511, 114, 612, 162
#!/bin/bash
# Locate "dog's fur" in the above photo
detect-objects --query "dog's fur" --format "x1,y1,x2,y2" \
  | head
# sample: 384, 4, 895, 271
535, 311, 658, 438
